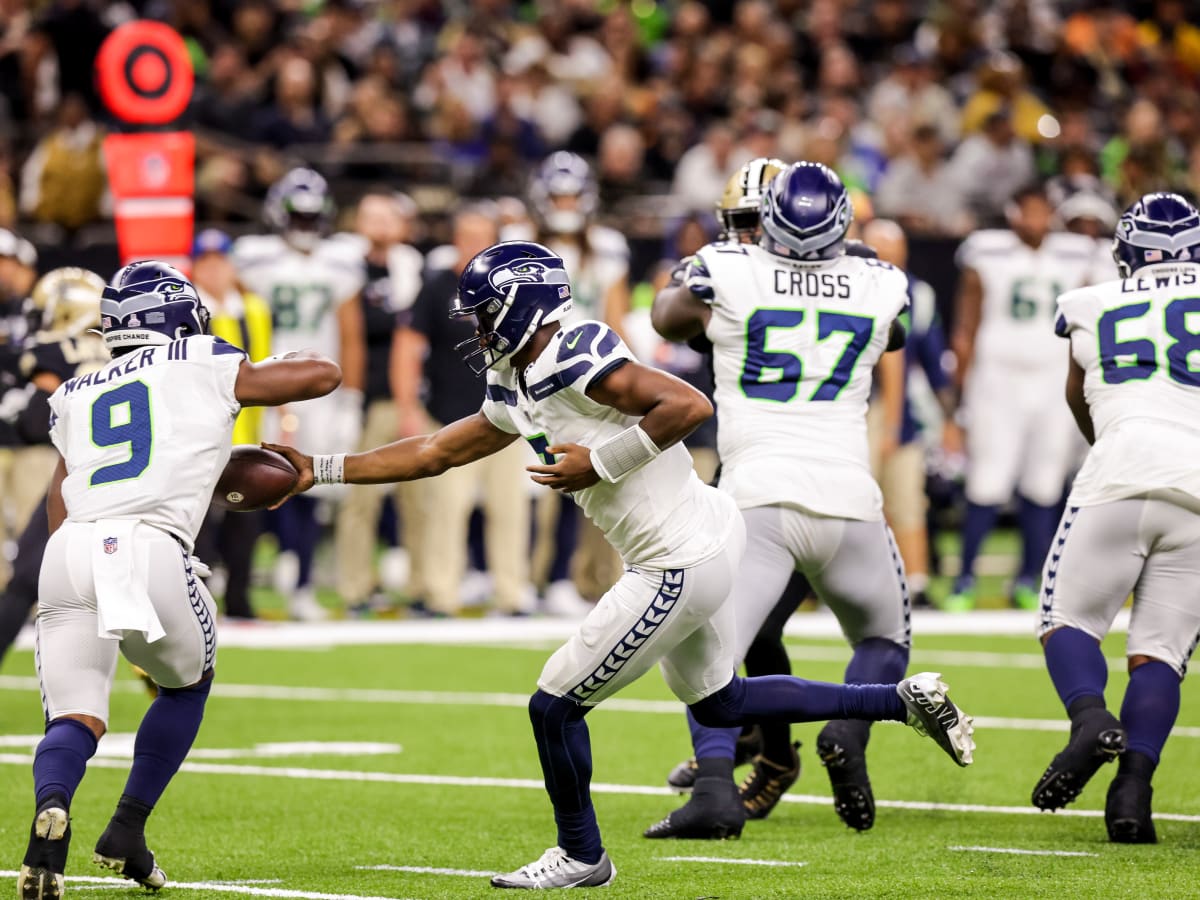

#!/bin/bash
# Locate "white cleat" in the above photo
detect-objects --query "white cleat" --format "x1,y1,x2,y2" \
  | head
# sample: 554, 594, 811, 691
19, 806, 68, 900
491, 847, 616, 890
897, 672, 976, 767
288, 587, 329, 622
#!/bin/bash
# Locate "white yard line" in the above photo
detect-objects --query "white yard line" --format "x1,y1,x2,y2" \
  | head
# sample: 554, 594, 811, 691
0, 756, 1195, 823
0, 872, 416, 900
356, 865, 496, 878
3, 676, 1198, 738
8, 609, 1129, 652
788, 646, 1130, 672
947, 846, 1099, 858
656, 856, 807, 867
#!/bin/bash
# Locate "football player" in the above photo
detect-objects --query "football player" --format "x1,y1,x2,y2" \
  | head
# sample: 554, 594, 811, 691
647, 163, 916, 838
1032, 193, 1200, 843
948, 183, 1099, 611
18, 262, 341, 899
268, 239, 974, 890
233, 167, 366, 620
0, 268, 110, 668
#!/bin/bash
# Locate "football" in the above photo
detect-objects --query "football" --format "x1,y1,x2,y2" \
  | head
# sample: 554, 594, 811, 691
213, 445, 299, 511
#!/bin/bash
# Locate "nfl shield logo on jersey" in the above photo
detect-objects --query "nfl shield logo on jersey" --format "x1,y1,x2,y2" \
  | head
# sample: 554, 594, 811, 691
103, 536, 118, 555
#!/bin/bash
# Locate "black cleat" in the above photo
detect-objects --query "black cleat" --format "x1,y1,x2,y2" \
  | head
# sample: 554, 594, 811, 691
1032, 708, 1125, 811
739, 742, 800, 821
817, 721, 876, 831
93, 821, 167, 890
1106, 761, 1156, 844
19, 799, 69, 900
644, 776, 745, 839
665, 727, 762, 793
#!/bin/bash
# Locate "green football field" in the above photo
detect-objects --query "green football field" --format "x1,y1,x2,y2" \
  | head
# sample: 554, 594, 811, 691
2, 625, 1198, 899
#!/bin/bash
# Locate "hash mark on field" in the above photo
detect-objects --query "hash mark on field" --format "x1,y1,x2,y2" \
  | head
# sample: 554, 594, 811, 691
1, 756, 1196, 823
658, 857, 807, 867
948, 846, 1100, 858
0, 871, 416, 900
357, 865, 495, 877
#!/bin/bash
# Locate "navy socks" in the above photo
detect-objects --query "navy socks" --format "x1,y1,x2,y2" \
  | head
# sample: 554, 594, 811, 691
1018, 498, 1060, 583
1120, 661, 1180, 766
528, 690, 603, 865
956, 502, 999, 591
689, 675, 906, 728
845, 638, 909, 686
1044, 627, 1107, 711
33, 718, 98, 809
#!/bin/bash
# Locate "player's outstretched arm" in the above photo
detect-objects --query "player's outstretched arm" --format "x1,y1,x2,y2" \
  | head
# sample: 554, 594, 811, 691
1064, 355, 1095, 445
234, 350, 342, 407
652, 258, 711, 342
527, 361, 712, 492
265, 412, 518, 500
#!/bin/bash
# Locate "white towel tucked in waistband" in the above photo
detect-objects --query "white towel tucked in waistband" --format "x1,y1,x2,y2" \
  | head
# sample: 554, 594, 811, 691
92, 518, 166, 643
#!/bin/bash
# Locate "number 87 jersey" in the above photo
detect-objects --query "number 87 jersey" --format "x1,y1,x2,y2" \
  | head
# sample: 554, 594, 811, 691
1056, 261, 1200, 506
697, 242, 909, 520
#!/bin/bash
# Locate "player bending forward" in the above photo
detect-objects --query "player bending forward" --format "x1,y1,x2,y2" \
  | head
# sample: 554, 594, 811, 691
270, 240, 975, 890
19, 262, 341, 899
1033, 193, 1200, 843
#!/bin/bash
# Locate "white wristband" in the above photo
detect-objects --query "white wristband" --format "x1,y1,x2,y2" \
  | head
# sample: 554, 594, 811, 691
589, 425, 661, 484
312, 453, 346, 485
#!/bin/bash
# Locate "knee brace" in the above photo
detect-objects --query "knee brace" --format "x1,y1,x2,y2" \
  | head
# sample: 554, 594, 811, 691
688, 678, 746, 729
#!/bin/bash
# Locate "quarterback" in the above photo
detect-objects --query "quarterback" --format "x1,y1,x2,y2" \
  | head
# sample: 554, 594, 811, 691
270, 238, 975, 890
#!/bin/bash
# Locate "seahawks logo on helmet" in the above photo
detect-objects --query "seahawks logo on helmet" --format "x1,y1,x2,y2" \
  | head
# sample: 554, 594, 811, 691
489, 261, 553, 292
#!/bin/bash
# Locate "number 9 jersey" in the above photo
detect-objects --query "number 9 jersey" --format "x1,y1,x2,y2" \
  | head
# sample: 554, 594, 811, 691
48, 335, 246, 550
1056, 261, 1200, 506
697, 242, 909, 520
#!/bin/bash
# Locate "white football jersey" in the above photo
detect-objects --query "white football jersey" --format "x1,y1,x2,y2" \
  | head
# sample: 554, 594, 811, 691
49, 335, 245, 550
1056, 261, 1200, 506
480, 320, 736, 568
500, 224, 629, 324
698, 243, 909, 520
958, 230, 1099, 370
232, 234, 365, 360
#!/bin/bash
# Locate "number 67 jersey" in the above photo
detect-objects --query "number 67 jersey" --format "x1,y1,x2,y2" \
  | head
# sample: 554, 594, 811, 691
698, 243, 909, 520
1055, 261, 1200, 506
47, 335, 246, 550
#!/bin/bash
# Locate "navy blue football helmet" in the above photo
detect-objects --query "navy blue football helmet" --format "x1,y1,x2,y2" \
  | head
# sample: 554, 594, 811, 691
451, 241, 573, 374
528, 152, 597, 235
265, 167, 335, 251
1113, 192, 1200, 277
101, 261, 211, 355
759, 161, 853, 261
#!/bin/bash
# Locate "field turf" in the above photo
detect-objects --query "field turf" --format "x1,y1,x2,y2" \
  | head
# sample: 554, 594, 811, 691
2, 624, 1198, 899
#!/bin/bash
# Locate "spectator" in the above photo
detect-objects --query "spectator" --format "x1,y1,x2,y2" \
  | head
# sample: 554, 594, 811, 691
190, 229, 273, 620
671, 122, 748, 212
868, 46, 960, 144
334, 193, 425, 614
946, 108, 1036, 225
19, 93, 106, 231
255, 55, 332, 149
597, 124, 646, 208
960, 52, 1053, 145
876, 123, 974, 238
394, 207, 533, 616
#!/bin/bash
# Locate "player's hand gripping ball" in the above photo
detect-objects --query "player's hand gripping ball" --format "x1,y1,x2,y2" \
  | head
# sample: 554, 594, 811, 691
213, 445, 299, 511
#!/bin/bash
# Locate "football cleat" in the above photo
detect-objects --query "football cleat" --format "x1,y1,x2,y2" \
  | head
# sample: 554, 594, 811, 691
490, 847, 615, 889
739, 741, 801, 821
940, 588, 976, 613
1031, 708, 1125, 811
1010, 581, 1039, 611
817, 722, 876, 831
897, 672, 975, 766
644, 776, 745, 839
19, 801, 69, 900
1106, 773, 1156, 844
93, 822, 167, 890
667, 728, 762, 792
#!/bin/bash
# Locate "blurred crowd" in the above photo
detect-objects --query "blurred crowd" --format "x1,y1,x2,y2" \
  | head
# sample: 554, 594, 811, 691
1, 0, 1199, 619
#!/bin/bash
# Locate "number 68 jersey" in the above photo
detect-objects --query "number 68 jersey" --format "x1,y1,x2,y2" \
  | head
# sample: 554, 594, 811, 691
1055, 261, 1200, 506
696, 242, 909, 520
48, 335, 246, 550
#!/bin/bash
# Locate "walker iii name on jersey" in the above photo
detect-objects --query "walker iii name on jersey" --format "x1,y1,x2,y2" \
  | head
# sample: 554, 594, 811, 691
695, 242, 909, 520
49, 335, 246, 549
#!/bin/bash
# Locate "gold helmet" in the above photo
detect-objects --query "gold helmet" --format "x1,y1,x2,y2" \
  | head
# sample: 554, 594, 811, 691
717, 157, 788, 239
27, 267, 105, 338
